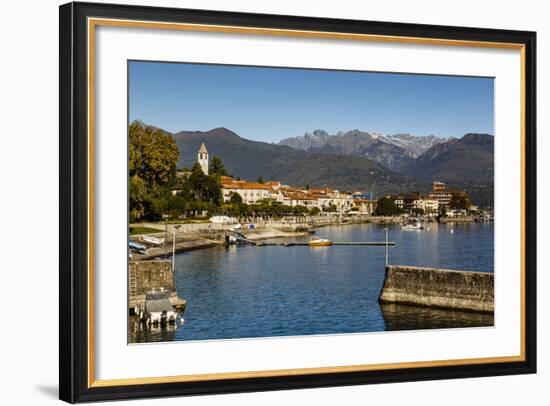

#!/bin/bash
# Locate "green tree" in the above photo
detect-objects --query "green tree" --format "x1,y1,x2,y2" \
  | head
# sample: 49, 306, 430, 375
324, 204, 337, 213
375, 197, 402, 216
209, 156, 228, 176
188, 163, 223, 205
293, 205, 309, 215
450, 191, 470, 210
129, 175, 147, 221
310, 207, 321, 215
229, 192, 243, 204
257, 175, 265, 184
129, 122, 178, 189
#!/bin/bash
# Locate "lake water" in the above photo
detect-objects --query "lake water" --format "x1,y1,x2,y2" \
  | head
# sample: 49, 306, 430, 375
130, 222, 494, 343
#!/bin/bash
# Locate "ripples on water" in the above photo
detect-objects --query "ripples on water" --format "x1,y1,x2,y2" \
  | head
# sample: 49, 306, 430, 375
129, 223, 494, 343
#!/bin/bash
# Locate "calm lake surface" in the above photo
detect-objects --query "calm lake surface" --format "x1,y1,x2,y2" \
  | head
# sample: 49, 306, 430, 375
130, 222, 494, 343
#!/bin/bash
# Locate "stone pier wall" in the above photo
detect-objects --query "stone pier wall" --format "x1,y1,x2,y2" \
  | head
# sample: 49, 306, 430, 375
128, 260, 187, 314
379, 265, 494, 313
129, 260, 174, 297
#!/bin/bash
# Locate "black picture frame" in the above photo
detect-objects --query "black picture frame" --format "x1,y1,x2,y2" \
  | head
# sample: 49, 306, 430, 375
59, 1, 537, 403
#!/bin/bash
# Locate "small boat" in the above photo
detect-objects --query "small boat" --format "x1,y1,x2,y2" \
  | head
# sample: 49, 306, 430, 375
401, 220, 424, 231
226, 235, 238, 245
140, 235, 165, 246
129, 240, 147, 254
139, 288, 178, 325
308, 237, 333, 247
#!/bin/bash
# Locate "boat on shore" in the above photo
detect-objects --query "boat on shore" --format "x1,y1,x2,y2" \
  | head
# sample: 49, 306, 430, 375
308, 237, 333, 247
129, 240, 147, 254
140, 235, 165, 246
401, 219, 424, 231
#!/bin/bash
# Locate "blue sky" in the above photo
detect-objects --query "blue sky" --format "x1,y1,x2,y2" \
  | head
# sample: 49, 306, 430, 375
129, 61, 494, 142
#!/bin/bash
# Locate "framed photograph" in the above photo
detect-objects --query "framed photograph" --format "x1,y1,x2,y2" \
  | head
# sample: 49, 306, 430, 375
59, 2, 537, 403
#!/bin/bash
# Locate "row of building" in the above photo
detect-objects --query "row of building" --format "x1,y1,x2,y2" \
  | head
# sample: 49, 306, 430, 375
181, 143, 472, 215
220, 176, 469, 215
220, 176, 374, 213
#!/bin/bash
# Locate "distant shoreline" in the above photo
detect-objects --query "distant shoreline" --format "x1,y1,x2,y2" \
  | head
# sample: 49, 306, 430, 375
129, 214, 486, 260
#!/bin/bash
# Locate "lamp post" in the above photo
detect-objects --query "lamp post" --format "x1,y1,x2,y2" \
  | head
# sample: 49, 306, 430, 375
172, 225, 181, 272
384, 227, 389, 267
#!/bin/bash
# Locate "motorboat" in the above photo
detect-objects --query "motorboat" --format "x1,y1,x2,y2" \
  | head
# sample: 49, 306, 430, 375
129, 240, 147, 254
139, 288, 178, 325
140, 235, 165, 246
401, 219, 424, 231
308, 237, 333, 247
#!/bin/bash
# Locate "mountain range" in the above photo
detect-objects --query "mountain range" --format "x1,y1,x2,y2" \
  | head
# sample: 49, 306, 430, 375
278, 129, 493, 206
278, 130, 450, 171
132, 121, 494, 207
404, 133, 494, 207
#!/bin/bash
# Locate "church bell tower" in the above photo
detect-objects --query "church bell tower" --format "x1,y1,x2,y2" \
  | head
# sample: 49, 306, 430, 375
198, 142, 209, 175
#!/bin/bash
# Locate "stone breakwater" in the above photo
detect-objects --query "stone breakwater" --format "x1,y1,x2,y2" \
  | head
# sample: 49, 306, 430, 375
379, 265, 494, 313
128, 260, 186, 314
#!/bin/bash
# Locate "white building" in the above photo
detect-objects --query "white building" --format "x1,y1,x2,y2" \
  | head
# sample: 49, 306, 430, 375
353, 199, 377, 215
283, 192, 321, 209
198, 142, 209, 175
327, 191, 355, 212
412, 198, 439, 215
220, 176, 271, 204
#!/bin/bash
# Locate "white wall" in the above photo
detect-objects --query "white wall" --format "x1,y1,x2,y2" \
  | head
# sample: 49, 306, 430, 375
0, 0, 546, 404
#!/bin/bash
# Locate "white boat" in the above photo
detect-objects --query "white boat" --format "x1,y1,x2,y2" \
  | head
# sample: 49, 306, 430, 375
140, 235, 165, 246
139, 288, 178, 325
401, 220, 424, 231
129, 240, 147, 254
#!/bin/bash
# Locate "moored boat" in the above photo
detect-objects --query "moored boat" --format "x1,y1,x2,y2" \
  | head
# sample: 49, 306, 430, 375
139, 288, 179, 325
308, 237, 333, 247
401, 219, 424, 231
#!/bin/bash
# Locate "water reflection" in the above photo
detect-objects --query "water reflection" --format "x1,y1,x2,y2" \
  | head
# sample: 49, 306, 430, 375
381, 303, 494, 331
129, 315, 179, 343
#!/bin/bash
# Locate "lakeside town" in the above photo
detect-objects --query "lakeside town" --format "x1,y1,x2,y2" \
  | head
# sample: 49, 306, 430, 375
132, 141, 492, 229
129, 139, 493, 266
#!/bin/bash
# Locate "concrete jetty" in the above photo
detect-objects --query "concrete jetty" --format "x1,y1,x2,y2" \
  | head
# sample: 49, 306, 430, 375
439, 216, 475, 223
255, 241, 396, 247
128, 260, 186, 315
379, 265, 494, 313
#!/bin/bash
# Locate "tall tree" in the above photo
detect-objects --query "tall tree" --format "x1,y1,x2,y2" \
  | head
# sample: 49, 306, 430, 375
129, 121, 179, 189
450, 191, 471, 210
129, 175, 147, 221
375, 196, 402, 216
229, 191, 243, 204
188, 163, 223, 205
209, 156, 228, 176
